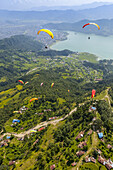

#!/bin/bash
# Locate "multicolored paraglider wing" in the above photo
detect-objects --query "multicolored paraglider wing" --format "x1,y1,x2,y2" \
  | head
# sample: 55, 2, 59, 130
91, 89, 96, 98
82, 23, 100, 30
30, 98, 38, 102
37, 29, 54, 39
18, 80, 24, 84
25, 82, 29, 85
51, 83, 54, 88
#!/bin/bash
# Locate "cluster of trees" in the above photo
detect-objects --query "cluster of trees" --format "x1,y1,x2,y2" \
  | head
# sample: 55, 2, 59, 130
0, 35, 44, 51
97, 100, 113, 132
33, 103, 94, 169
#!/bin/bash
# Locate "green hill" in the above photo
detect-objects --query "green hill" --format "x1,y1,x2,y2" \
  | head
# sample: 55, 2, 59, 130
0, 35, 44, 51
0, 35, 113, 170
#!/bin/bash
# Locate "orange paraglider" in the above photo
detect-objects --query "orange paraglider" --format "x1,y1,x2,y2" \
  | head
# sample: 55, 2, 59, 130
29, 98, 38, 102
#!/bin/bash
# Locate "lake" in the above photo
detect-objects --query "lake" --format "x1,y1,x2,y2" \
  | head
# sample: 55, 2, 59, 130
51, 31, 113, 60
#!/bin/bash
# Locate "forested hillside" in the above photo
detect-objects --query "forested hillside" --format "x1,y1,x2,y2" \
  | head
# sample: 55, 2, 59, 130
0, 35, 113, 170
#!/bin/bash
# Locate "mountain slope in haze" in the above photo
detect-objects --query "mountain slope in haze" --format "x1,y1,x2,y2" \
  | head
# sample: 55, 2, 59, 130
44, 19, 113, 36
1, 4, 113, 22
30, 2, 112, 11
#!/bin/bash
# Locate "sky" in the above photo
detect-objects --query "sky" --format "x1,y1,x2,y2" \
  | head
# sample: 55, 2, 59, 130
0, 0, 113, 10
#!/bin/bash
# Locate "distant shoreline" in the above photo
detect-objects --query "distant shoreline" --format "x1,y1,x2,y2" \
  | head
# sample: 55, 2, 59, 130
51, 31, 113, 60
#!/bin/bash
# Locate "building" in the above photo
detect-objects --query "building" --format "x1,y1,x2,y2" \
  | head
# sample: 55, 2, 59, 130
76, 151, 85, 157
85, 156, 96, 163
107, 144, 113, 149
98, 156, 107, 165
105, 163, 113, 170
71, 162, 77, 167
89, 106, 96, 112
50, 164, 55, 170
38, 113, 44, 115
92, 117, 97, 122
98, 132, 103, 139
12, 119, 20, 123
96, 149, 102, 155
20, 106, 28, 111
95, 79, 103, 81
85, 156, 91, 163
87, 129, 93, 135
90, 157, 96, 163
78, 141, 87, 148
49, 117, 57, 121
9, 161, 15, 166
75, 131, 85, 140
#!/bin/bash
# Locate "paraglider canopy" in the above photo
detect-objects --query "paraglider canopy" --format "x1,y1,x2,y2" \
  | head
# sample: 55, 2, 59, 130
51, 83, 54, 88
18, 80, 24, 84
30, 98, 38, 102
40, 83, 43, 86
25, 82, 29, 85
82, 23, 100, 30
91, 89, 96, 98
37, 29, 54, 39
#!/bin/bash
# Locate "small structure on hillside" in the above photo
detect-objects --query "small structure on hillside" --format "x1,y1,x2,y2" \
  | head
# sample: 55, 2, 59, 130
92, 117, 97, 122
38, 113, 44, 115
71, 162, 77, 167
95, 78, 103, 81
78, 141, 87, 148
12, 119, 20, 123
98, 156, 107, 165
50, 164, 55, 170
6, 136, 11, 139
76, 151, 85, 157
107, 144, 113, 150
89, 106, 96, 112
85, 156, 96, 163
75, 131, 85, 141
105, 163, 113, 170
44, 109, 52, 112
49, 117, 57, 121
20, 106, 28, 112
87, 129, 93, 135
9, 161, 15, 166
98, 132, 103, 139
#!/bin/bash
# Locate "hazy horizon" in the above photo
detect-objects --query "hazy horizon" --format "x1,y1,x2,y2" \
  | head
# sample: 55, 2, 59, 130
0, 0, 113, 11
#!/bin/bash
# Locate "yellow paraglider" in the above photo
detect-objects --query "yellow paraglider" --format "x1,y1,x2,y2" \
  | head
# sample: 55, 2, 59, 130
37, 29, 54, 39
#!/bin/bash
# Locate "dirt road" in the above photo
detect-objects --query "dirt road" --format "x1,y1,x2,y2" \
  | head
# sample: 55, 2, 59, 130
2, 107, 77, 138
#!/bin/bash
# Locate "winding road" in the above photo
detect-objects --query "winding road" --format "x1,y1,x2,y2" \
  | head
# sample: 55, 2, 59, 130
1, 107, 77, 138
